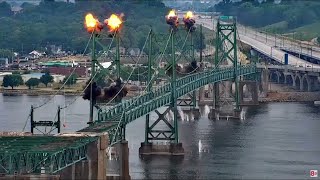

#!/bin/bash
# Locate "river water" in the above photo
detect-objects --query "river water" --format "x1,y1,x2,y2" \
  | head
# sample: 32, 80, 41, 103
1, 94, 320, 179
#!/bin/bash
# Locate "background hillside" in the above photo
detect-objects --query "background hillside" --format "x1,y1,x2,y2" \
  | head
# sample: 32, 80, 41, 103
211, 0, 320, 43
0, 0, 169, 55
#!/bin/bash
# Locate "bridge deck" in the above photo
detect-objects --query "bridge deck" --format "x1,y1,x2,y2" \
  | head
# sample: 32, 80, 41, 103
0, 135, 98, 174
281, 48, 320, 65
0, 136, 89, 153
196, 18, 320, 68
78, 121, 118, 133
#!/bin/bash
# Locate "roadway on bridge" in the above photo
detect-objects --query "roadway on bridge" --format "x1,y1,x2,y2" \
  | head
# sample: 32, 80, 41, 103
237, 25, 320, 59
196, 18, 320, 69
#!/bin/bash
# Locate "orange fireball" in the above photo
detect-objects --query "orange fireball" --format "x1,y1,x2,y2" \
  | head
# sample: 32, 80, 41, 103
85, 13, 103, 33
166, 10, 177, 19
104, 14, 123, 32
85, 14, 97, 28
85, 13, 97, 33
184, 11, 193, 19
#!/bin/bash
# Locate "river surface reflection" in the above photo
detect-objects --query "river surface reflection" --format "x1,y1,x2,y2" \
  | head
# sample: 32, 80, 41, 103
1, 94, 319, 179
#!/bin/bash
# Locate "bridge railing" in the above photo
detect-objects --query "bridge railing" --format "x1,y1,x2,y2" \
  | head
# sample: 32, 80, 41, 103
98, 69, 215, 122
99, 64, 257, 123
123, 64, 257, 124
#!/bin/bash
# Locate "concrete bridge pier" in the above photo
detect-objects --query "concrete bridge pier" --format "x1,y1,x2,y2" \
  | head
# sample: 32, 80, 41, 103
260, 68, 269, 96
115, 141, 130, 180
60, 133, 108, 180
139, 142, 184, 156
208, 107, 219, 120
181, 108, 201, 120
139, 107, 184, 156
239, 81, 259, 106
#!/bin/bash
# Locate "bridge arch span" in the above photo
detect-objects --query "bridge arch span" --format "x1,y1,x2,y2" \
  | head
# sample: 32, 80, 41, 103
284, 74, 295, 86
302, 74, 311, 91
269, 71, 284, 83
294, 74, 302, 91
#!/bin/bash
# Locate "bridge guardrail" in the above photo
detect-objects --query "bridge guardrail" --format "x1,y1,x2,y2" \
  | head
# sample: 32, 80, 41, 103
99, 69, 215, 122
123, 64, 257, 124
256, 63, 320, 73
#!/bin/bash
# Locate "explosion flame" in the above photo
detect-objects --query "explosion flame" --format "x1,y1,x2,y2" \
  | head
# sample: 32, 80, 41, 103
166, 10, 179, 30
105, 14, 123, 32
85, 13, 103, 33
183, 11, 196, 32
184, 11, 193, 19
167, 10, 177, 19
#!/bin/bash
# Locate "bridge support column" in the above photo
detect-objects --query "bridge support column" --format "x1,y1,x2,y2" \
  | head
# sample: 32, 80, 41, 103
239, 81, 259, 106
199, 86, 205, 102
139, 108, 184, 156
181, 108, 201, 120
177, 93, 200, 120
208, 107, 219, 120
115, 141, 130, 180
259, 68, 269, 96
59, 133, 107, 180
313, 77, 320, 91
208, 82, 220, 120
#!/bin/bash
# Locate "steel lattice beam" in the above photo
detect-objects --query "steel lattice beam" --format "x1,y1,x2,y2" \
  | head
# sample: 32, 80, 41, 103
0, 136, 97, 175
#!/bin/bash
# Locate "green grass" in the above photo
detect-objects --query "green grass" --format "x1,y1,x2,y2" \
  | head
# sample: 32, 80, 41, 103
290, 21, 320, 41
260, 21, 320, 41
261, 21, 288, 34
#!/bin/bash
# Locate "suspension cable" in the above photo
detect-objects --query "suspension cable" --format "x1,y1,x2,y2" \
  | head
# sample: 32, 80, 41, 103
62, 29, 152, 110
60, 70, 99, 109
95, 30, 151, 109
60, 36, 116, 110
108, 29, 173, 147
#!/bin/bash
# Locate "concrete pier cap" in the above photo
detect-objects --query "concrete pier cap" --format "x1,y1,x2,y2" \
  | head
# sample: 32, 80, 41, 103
57, 132, 109, 180
139, 142, 184, 156
180, 107, 201, 120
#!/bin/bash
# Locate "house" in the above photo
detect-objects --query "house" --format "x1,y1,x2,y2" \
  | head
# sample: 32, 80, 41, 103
11, 6, 22, 15
0, 58, 8, 66
29, 50, 45, 59
127, 48, 140, 56
110, 47, 126, 55
18, 56, 29, 62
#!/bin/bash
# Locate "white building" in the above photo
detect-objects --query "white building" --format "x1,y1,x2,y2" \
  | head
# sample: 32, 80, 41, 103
29, 50, 46, 59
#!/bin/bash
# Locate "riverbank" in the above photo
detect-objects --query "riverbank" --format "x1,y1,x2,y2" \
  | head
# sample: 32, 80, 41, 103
0, 88, 81, 96
0, 88, 140, 97
2, 89, 320, 102
259, 91, 320, 102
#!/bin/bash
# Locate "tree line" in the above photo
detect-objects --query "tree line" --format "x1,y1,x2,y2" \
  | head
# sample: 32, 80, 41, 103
0, 0, 205, 58
211, 0, 320, 41
1, 72, 78, 89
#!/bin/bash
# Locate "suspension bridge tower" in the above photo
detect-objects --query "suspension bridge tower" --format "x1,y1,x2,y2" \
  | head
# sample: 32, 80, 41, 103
209, 16, 241, 120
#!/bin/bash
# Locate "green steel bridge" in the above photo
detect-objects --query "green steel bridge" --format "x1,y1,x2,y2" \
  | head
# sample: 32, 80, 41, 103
0, 15, 260, 175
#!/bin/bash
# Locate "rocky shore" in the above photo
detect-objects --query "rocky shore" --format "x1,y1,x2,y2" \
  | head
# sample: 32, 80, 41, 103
260, 91, 320, 102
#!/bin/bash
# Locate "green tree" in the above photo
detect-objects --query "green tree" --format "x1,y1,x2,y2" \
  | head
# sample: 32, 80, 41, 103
0, 0, 169, 54
63, 74, 78, 86
40, 72, 54, 87
12, 71, 20, 75
0, 2, 12, 17
23, 70, 31, 74
25, 78, 40, 89
0, 49, 13, 59
2, 74, 24, 89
